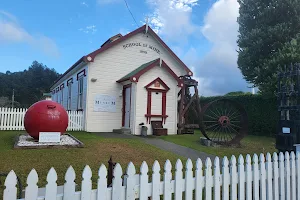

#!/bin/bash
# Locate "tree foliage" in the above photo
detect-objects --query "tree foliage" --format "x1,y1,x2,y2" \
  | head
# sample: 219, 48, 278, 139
225, 91, 252, 96
237, 0, 300, 96
0, 61, 60, 108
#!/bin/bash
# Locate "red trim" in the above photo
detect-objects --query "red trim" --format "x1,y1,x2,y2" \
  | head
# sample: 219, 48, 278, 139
87, 25, 192, 74
67, 78, 73, 86
117, 59, 183, 87
145, 77, 170, 91
145, 78, 169, 124
162, 92, 166, 123
122, 84, 132, 127
146, 91, 152, 123
77, 69, 86, 80
51, 25, 192, 89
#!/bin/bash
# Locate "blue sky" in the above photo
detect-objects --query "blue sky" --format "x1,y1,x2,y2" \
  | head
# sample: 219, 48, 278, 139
0, 0, 252, 96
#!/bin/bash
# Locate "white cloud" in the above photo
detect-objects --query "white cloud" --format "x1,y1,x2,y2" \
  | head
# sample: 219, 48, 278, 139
188, 0, 250, 96
119, 28, 130, 35
0, 11, 60, 58
81, 2, 89, 7
79, 25, 97, 34
97, 0, 121, 5
146, 0, 201, 43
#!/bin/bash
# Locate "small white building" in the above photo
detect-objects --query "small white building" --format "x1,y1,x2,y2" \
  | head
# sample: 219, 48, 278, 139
50, 24, 194, 135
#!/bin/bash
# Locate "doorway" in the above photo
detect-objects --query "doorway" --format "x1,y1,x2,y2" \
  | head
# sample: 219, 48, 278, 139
122, 84, 131, 128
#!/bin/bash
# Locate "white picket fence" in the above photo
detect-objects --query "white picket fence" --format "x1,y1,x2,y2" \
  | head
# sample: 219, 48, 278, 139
3, 151, 300, 200
0, 107, 85, 131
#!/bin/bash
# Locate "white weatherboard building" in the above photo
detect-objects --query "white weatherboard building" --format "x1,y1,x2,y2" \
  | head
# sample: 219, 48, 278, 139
50, 25, 194, 135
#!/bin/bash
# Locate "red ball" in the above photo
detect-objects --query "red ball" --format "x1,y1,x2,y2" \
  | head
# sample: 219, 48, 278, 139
24, 100, 69, 139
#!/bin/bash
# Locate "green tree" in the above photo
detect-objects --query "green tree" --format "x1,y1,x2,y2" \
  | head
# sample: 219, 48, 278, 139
225, 91, 252, 96
0, 61, 60, 107
237, 0, 300, 96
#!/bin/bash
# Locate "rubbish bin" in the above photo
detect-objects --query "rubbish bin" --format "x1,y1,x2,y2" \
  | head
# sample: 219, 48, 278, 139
141, 126, 148, 136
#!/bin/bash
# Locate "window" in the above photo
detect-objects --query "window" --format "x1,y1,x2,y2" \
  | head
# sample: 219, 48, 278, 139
60, 84, 64, 105
60, 89, 63, 105
67, 83, 72, 110
67, 78, 73, 110
77, 77, 84, 110
77, 69, 85, 110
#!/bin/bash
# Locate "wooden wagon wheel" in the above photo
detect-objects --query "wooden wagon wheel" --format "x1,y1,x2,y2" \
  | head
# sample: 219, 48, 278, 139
199, 98, 248, 145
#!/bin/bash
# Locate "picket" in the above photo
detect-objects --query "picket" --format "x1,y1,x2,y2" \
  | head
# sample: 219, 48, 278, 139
0, 107, 84, 131
285, 152, 291, 200
230, 156, 237, 200
163, 160, 172, 200
64, 166, 76, 200
259, 153, 266, 200
140, 161, 148, 200
205, 158, 212, 200
81, 165, 92, 200
152, 161, 161, 200
273, 152, 279, 200
245, 155, 252, 200
296, 152, 300, 200
195, 158, 203, 200
3, 151, 300, 200
279, 152, 285, 200
185, 159, 193, 200
97, 164, 108, 200
290, 152, 296, 200
25, 169, 38, 200
266, 153, 273, 200
4, 170, 17, 200
175, 159, 183, 200
213, 157, 220, 200
222, 157, 229, 200
45, 168, 58, 200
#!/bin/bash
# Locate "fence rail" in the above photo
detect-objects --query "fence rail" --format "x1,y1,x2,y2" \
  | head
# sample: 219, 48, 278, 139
3, 151, 300, 200
0, 107, 84, 131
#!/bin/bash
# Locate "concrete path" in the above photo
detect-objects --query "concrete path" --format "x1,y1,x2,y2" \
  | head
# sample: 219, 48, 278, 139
93, 132, 215, 161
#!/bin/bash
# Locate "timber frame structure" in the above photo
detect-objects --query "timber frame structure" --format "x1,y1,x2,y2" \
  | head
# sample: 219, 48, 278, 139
177, 75, 248, 146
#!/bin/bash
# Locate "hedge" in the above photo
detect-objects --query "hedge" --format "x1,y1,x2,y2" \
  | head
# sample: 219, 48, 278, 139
190, 95, 278, 137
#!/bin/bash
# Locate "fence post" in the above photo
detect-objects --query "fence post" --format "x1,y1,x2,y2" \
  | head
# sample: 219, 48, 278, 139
213, 157, 220, 200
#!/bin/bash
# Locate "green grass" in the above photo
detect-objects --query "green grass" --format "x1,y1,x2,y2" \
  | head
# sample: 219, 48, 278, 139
0, 131, 185, 191
160, 130, 277, 158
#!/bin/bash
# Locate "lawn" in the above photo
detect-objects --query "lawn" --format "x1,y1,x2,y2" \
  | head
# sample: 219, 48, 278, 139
0, 131, 185, 190
160, 130, 277, 158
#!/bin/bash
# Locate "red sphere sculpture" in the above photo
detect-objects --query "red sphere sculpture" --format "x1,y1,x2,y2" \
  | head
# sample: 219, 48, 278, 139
24, 100, 69, 140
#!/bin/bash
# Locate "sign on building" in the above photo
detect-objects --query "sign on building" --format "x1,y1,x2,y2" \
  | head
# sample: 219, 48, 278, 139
94, 94, 116, 112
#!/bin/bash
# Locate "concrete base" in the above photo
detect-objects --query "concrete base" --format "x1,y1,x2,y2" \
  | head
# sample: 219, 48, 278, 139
14, 133, 84, 149
113, 128, 131, 135
200, 137, 220, 147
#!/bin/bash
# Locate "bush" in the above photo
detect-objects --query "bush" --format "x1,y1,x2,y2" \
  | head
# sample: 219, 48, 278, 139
195, 94, 278, 137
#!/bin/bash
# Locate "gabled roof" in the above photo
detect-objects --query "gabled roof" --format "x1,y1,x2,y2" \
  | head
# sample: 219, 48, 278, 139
116, 58, 183, 87
117, 59, 159, 82
50, 24, 192, 89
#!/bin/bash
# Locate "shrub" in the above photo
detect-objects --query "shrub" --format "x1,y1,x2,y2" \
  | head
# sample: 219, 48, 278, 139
192, 94, 278, 137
